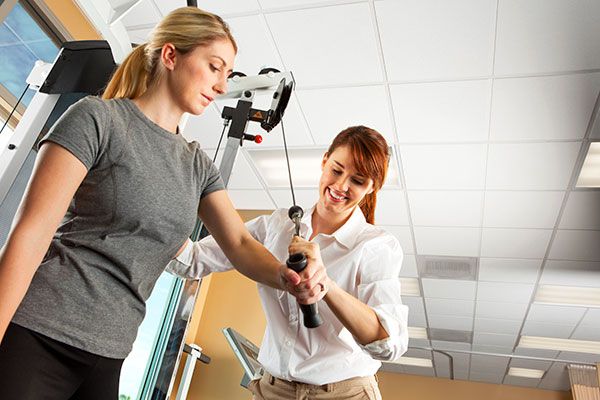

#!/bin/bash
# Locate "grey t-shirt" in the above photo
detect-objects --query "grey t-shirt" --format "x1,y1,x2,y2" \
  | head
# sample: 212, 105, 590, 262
12, 96, 224, 358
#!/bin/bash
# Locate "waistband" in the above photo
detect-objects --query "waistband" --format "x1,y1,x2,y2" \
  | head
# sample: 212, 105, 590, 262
263, 372, 378, 392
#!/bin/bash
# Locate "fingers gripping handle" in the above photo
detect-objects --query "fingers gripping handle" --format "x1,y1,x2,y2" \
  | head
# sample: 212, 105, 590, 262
286, 253, 323, 329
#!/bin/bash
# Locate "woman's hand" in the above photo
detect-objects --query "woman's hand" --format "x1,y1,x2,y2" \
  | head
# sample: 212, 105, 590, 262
284, 236, 330, 304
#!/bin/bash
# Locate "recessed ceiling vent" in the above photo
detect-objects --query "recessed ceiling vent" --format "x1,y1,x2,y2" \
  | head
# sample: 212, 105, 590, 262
417, 255, 478, 281
428, 328, 473, 344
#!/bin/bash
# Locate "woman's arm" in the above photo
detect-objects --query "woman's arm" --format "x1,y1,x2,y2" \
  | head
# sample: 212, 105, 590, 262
0, 143, 88, 343
289, 236, 388, 344
197, 191, 326, 296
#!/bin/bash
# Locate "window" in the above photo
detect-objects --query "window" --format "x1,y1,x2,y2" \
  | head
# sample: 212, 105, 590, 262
0, 0, 61, 127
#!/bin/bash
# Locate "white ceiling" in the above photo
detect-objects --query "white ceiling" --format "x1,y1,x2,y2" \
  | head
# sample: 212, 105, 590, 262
106, 0, 600, 391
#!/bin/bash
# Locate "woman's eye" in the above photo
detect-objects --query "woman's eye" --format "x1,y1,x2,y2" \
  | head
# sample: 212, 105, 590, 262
210, 64, 221, 72
332, 169, 342, 175
352, 178, 365, 185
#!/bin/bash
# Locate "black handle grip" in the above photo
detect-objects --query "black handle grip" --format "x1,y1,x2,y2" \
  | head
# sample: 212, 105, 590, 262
286, 252, 323, 328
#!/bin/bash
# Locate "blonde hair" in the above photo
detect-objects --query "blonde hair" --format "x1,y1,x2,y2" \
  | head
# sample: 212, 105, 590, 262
103, 7, 237, 99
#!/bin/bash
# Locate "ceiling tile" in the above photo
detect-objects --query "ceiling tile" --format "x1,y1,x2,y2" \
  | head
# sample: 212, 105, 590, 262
400, 144, 487, 190
414, 227, 481, 257
480, 228, 552, 259
425, 298, 474, 318
474, 318, 522, 335
258, 0, 357, 9
469, 371, 504, 384
527, 304, 587, 325
211, 150, 264, 190
228, 189, 275, 209
224, 15, 283, 78
121, 0, 160, 27
473, 332, 517, 347
540, 260, 600, 288
155, 0, 261, 16
408, 312, 427, 328
470, 354, 510, 373
375, 190, 410, 225
428, 314, 473, 331
476, 301, 528, 320
382, 226, 415, 255
376, 0, 495, 80
422, 279, 476, 300
571, 324, 600, 341
399, 254, 418, 277
126, 27, 152, 44
266, 3, 382, 86
538, 362, 570, 391
483, 191, 564, 229
522, 321, 575, 339
408, 191, 483, 227
296, 86, 395, 145
486, 142, 581, 190
434, 351, 470, 377
471, 344, 513, 355
390, 80, 491, 143
490, 73, 600, 141
408, 338, 430, 348
402, 296, 425, 314
578, 309, 600, 328
477, 282, 534, 303
592, 111, 600, 139
268, 188, 317, 210
559, 191, 600, 230
479, 258, 541, 284
494, 0, 600, 74
549, 230, 600, 261
558, 351, 600, 363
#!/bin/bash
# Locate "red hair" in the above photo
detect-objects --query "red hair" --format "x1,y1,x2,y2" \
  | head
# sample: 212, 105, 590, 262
326, 126, 390, 224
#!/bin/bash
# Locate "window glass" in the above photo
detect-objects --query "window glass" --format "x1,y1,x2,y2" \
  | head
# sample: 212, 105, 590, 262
119, 272, 179, 400
0, 2, 59, 106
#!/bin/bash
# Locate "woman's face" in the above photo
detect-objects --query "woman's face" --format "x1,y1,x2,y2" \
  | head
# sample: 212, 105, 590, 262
318, 145, 375, 217
167, 39, 235, 115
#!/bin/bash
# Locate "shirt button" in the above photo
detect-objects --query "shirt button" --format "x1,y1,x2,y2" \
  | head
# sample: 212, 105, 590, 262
285, 339, 291, 346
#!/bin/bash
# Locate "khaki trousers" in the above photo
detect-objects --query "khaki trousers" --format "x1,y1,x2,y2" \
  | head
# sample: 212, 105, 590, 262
248, 372, 382, 400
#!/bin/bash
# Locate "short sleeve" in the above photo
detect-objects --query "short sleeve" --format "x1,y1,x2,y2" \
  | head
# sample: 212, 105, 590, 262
196, 149, 225, 199
38, 96, 109, 170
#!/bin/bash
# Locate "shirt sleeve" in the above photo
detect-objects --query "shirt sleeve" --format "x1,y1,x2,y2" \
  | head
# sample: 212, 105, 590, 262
356, 234, 409, 362
165, 213, 272, 279
38, 96, 109, 170
196, 149, 225, 199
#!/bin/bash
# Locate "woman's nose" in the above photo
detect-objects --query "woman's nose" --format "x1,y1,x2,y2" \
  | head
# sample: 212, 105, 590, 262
214, 75, 227, 95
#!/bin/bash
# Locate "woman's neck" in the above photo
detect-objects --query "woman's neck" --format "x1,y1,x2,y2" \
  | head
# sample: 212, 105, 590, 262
310, 203, 354, 240
132, 85, 182, 134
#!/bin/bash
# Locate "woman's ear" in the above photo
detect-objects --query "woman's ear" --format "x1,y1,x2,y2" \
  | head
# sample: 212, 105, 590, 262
321, 152, 329, 171
161, 43, 177, 71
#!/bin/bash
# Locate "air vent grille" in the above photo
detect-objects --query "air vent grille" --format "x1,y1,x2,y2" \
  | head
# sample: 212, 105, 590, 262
417, 255, 478, 280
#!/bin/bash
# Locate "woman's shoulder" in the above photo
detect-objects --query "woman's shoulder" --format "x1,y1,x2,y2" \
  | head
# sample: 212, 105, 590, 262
356, 224, 401, 252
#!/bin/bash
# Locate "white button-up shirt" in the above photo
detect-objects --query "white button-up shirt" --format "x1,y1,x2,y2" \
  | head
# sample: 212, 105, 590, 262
168, 206, 409, 385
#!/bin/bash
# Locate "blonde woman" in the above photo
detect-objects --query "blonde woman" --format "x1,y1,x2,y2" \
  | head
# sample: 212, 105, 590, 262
0, 7, 323, 399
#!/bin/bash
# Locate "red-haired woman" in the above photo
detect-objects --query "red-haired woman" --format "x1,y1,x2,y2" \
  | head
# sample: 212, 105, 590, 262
172, 126, 409, 399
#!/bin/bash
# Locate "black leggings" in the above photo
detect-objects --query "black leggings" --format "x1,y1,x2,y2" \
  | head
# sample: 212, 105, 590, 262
0, 323, 124, 400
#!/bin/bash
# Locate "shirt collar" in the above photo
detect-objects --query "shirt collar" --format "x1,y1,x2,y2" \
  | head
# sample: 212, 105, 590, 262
302, 205, 367, 249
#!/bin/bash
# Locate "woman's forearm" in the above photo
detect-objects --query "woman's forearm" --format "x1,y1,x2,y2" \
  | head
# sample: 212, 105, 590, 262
0, 227, 53, 343
323, 280, 389, 345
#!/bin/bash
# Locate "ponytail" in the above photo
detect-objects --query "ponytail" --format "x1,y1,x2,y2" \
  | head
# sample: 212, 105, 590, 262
103, 44, 150, 100
359, 192, 377, 225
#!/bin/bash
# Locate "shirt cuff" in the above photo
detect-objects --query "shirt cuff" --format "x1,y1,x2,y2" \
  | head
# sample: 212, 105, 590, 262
361, 305, 409, 361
